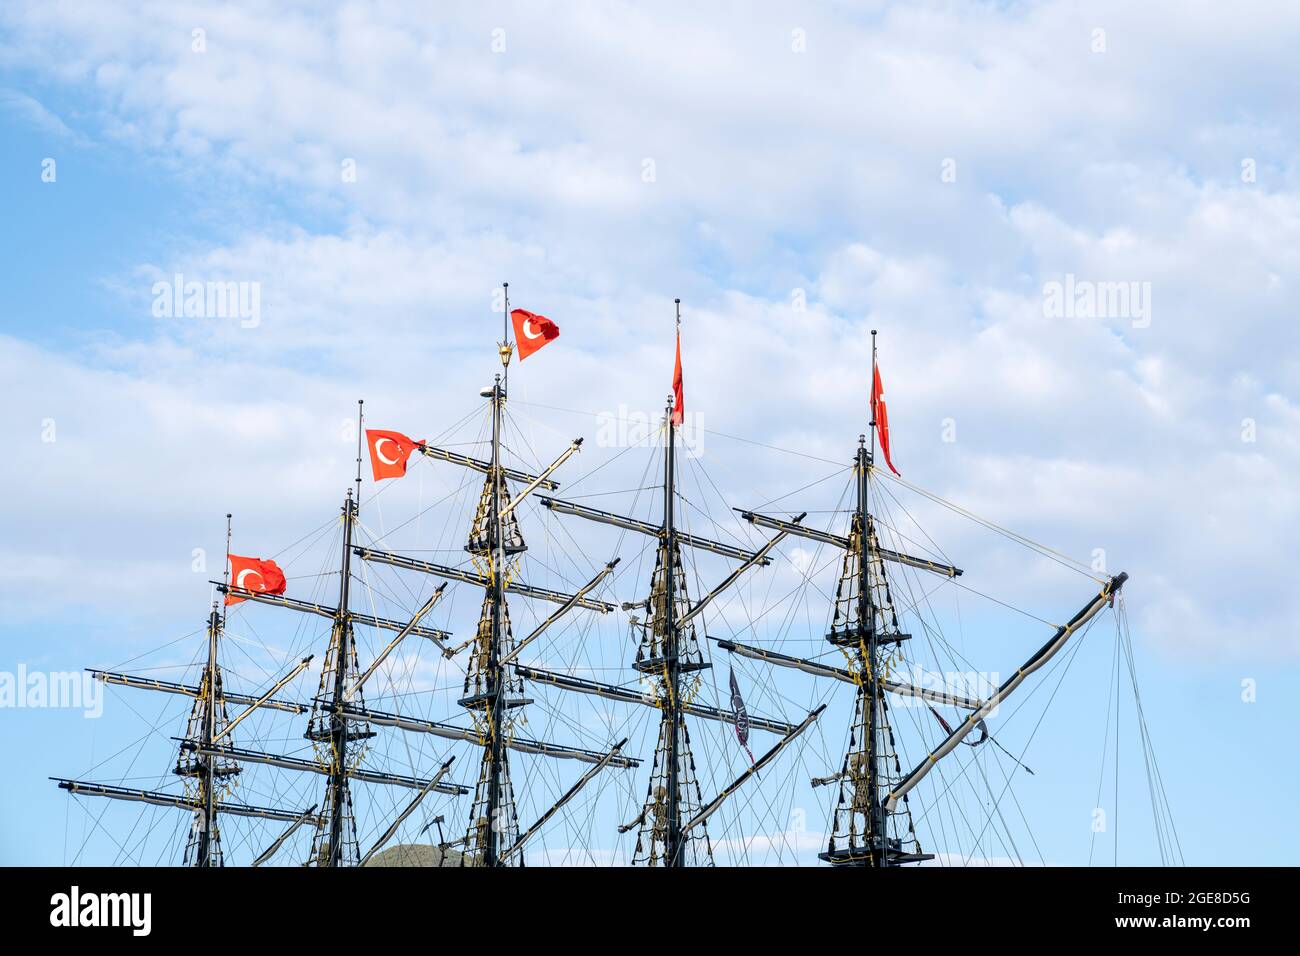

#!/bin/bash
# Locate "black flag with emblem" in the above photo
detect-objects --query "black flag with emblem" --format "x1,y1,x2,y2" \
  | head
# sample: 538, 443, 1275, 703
729, 667, 756, 765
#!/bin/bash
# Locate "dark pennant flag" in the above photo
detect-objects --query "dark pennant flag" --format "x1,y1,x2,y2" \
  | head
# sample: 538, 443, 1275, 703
729, 667, 756, 765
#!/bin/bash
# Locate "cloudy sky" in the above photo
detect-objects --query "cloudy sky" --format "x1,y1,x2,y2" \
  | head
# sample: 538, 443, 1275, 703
1, 1, 1297, 866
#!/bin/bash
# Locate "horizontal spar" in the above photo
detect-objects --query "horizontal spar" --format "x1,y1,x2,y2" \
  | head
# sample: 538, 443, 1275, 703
355, 548, 616, 613
182, 742, 469, 796
419, 444, 559, 490
89, 670, 307, 714
713, 638, 983, 710
53, 779, 320, 825
883, 572, 1128, 812
737, 510, 963, 578
504, 735, 639, 769
340, 704, 640, 768
539, 496, 771, 564
514, 664, 797, 736
214, 583, 454, 643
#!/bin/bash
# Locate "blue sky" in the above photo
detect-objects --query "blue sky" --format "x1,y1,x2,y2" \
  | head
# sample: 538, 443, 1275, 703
2, 1, 1298, 866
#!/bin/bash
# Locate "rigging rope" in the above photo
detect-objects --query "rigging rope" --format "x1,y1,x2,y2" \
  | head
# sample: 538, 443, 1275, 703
875, 468, 1105, 583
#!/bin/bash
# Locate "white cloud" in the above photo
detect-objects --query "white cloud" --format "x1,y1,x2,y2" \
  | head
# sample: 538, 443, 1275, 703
0, 87, 77, 139
2, 0, 1299, 669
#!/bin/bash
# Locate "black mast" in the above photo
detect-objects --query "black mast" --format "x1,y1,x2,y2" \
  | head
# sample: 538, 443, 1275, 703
324, 487, 356, 864
196, 605, 220, 866
857, 435, 887, 865
863, 329, 887, 866
616, 298, 803, 865
484, 372, 506, 867
663, 327, 682, 864
457, 301, 527, 867
195, 512, 233, 867
483, 277, 509, 867
313, 400, 366, 866
815, 331, 907, 865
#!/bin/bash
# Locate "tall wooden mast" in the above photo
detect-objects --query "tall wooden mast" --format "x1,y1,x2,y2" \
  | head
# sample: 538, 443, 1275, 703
183, 513, 237, 867
327, 486, 357, 864
459, 299, 527, 866
197, 606, 220, 865
735, 331, 933, 865
178, 603, 233, 867
816, 329, 915, 865
624, 397, 708, 867
863, 329, 886, 865
347, 292, 636, 866
856, 433, 887, 865
308, 400, 372, 866
528, 298, 823, 866
662, 384, 683, 864
484, 372, 508, 866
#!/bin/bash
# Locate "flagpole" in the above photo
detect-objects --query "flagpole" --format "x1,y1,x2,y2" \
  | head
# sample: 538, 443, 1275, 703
673, 297, 682, 426
662, 295, 683, 865
354, 399, 364, 504
869, 329, 877, 466
502, 281, 510, 394
220, 513, 232, 627
865, 328, 888, 864
208, 510, 233, 863
868, 326, 876, 567
664, 367, 680, 866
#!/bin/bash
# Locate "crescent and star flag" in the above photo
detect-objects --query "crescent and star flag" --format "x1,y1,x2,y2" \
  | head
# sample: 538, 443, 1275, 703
510, 308, 560, 360
671, 328, 685, 426
870, 364, 901, 476
366, 429, 424, 481
225, 555, 287, 606
729, 667, 756, 765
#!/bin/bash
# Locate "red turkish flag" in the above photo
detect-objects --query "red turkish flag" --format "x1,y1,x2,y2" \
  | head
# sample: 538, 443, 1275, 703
226, 555, 287, 606
871, 365, 900, 476
366, 429, 424, 481
511, 309, 560, 360
671, 329, 684, 426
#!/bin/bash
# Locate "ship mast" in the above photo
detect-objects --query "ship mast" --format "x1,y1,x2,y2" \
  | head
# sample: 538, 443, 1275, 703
462, 284, 542, 866
60, 410, 470, 866
325, 486, 356, 864
195, 605, 221, 865
862, 330, 886, 865
484, 371, 508, 866
192, 512, 235, 866
189, 515, 226, 868
57, 512, 325, 865
662, 381, 683, 864
310, 400, 371, 866
188, 511, 236, 866
629, 298, 701, 866
854, 434, 884, 864
480, 284, 512, 867
346, 296, 637, 866
726, 330, 1133, 866
512, 300, 821, 864
445, 286, 624, 866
